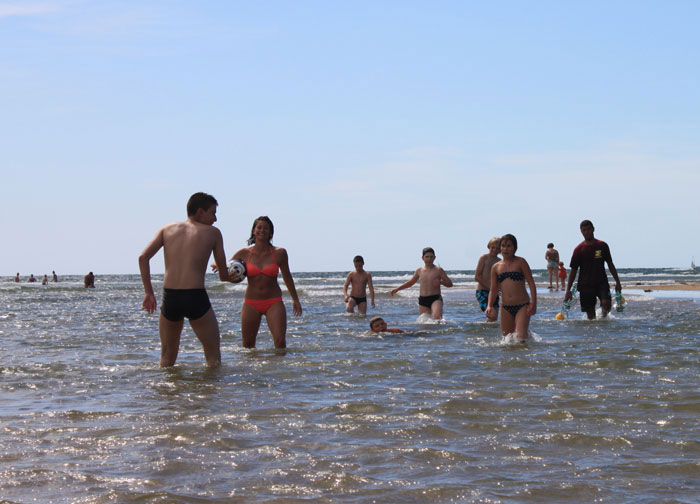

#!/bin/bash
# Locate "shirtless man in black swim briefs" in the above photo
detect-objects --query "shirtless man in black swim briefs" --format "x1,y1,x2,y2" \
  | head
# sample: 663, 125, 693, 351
343, 255, 375, 314
391, 247, 453, 320
139, 192, 235, 368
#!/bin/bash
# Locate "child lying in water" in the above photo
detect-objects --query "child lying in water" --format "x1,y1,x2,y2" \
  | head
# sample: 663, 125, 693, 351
369, 317, 404, 334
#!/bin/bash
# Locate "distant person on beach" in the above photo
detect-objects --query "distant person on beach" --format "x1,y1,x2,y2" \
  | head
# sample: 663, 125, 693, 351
558, 261, 567, 290
84, 272, 95, 288
487, 234, 537, 342
564, 219, 622, 320
52, 271, 58, 282
28, 274, 36, 283
222, 216, 302, 349
42, 274, 48, 285
15, 273, 19, 282
369, 316, 404, 334
343, 255, 375, 314
475, 237, 501, 321
545, 243, 559, 290
139, 192, 235, 368
391, 247, 453, 320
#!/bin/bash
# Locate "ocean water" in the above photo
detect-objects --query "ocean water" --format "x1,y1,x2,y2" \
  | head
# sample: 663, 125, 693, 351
1, 268, 699, 504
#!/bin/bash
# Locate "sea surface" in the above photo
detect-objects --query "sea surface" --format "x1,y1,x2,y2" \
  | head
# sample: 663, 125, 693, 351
1, 268, 699, 503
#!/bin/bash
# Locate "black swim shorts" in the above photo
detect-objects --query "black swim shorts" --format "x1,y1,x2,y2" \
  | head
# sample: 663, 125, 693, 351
418, 294, 442, 308
578, 284, 611, 313
161, 288, 212, 322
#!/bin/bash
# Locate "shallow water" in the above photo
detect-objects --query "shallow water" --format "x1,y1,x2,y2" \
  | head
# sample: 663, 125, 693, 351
1, 270, 699, 503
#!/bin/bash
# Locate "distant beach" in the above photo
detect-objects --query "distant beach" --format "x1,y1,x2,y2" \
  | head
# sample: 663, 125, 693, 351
624, 282, 700, 291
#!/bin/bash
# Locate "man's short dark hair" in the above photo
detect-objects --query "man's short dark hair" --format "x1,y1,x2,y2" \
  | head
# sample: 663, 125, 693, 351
187, 192, 218, 216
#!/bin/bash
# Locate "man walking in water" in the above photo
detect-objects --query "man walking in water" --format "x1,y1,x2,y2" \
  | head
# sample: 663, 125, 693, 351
139, 192, 235, 368
564, 219, 622, 320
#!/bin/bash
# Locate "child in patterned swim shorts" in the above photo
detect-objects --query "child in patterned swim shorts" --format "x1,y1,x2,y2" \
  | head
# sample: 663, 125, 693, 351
475, 237, 501, 322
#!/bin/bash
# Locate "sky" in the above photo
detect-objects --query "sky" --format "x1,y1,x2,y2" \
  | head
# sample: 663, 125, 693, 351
2, 0, 699, 275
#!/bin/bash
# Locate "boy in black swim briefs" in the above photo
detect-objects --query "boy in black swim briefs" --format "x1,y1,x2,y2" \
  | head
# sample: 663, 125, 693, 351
343, 255, 375, 314
391, 247, 453, 320
139, 192, 236, 368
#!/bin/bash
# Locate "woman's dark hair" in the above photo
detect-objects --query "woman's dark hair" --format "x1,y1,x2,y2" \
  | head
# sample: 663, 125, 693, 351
501, 233, 518, 252
247, 216, 274, 245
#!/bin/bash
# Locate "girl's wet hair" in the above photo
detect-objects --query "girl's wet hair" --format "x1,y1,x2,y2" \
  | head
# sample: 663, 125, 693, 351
500, 233, 518, 252
247, 216, 274, 245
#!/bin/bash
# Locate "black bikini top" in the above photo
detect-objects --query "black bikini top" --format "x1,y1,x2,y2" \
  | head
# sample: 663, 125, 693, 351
497, 271, 524, 282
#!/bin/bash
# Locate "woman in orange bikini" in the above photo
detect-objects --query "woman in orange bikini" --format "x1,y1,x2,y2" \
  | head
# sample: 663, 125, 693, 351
229, 216, 302, 349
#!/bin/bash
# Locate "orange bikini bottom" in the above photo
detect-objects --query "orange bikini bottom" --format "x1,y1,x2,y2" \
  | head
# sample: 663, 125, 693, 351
244, 297, 283, 315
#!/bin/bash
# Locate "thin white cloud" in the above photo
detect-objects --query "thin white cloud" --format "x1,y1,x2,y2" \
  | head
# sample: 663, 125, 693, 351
0, 2, 60, 17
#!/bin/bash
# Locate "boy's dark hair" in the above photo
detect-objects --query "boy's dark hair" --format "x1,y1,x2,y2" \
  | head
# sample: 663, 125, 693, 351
547, 243, 554, 248
422, 247, 435, 256
353, 255, 364, 263
500, 234, 518, 252
580, 219, 594, 230
187, 192, 218, 216
369, 316, 383, 328
247, 216, 275, 245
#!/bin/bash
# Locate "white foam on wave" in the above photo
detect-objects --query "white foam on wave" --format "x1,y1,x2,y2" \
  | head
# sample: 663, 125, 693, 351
415, 313, 447, 325
500, 330, 541, 345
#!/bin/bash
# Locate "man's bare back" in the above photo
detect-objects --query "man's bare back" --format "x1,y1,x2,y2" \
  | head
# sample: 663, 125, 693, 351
138, 193, 233, 368
161, 219, 224, 289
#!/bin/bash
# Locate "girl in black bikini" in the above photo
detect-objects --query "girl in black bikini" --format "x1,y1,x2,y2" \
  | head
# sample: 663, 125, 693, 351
486, 234, 537, 342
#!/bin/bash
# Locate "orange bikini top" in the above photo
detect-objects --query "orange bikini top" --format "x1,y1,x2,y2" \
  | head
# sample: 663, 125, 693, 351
246, 248, 279, 278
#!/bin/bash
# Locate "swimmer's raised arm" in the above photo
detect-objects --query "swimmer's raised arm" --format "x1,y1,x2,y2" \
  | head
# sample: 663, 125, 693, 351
391, 269, 420, 295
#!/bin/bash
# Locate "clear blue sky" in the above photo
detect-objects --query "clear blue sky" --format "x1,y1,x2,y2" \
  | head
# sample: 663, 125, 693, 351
2, 1, 699, 275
